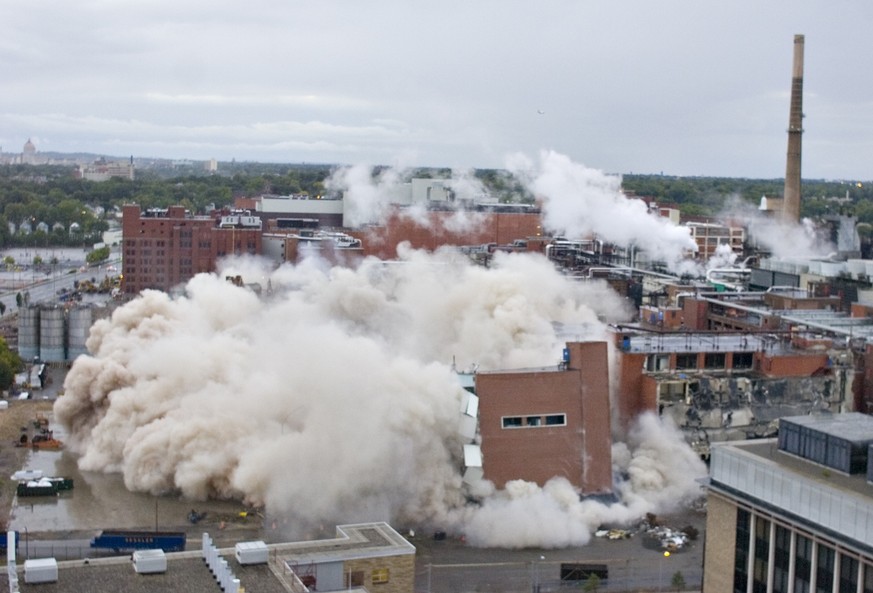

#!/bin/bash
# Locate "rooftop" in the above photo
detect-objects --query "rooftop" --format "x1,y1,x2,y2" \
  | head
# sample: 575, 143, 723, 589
9, 522, 414, 593
709, 437, 873, 556
621, 332, 793, 355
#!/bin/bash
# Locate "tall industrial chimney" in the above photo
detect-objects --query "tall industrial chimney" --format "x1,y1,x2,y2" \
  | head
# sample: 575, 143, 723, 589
782, 34, 804, 223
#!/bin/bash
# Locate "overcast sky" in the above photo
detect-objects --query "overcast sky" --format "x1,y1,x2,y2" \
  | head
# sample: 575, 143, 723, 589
1, 1, 871, 179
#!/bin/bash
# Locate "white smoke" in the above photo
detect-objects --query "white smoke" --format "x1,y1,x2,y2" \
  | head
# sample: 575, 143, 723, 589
324, 163, 405, 227
508, 151, 699, 269
324, 165, 492, 240
721, 195, 834, 260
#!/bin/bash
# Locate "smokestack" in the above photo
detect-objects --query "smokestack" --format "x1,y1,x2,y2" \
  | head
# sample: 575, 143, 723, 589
782, 34, 804, 223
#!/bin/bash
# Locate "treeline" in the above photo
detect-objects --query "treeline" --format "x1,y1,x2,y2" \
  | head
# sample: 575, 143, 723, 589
621, 174, 873, 221
0, 163, 871, 249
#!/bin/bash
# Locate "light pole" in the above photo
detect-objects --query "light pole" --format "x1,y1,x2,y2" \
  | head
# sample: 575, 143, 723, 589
659, 550, 671, 592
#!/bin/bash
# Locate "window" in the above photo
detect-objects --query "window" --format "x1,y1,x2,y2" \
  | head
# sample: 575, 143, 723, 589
675, 353, 697, 370
734, 508, 750, 593
372, 568, 390, 584
346, 571, 364, 587
795, 534, 812, 593
502, 414, 566, 428
773, 525, 790, 593
646, 354, 670, 372
753, 517, 771, 593
704, 352, 726, 369
839, 554, 859, 593
817, 544, 835, 593
733, 352, 754, 370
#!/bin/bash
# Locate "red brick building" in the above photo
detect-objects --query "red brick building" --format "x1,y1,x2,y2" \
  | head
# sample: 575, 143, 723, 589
349, 207, 544, 260
121, 205, 262, 294
474, 342, 613, 495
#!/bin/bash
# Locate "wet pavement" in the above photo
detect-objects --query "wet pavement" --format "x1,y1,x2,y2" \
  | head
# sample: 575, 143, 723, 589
8, 409, 255, 538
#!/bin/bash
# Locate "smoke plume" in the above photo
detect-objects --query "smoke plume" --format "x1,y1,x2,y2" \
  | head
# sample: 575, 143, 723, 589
509, 151, 699, 268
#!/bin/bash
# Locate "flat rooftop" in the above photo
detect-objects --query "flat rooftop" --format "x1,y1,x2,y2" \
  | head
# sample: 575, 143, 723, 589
9, 522, 414, 593
780, 412, 873, 445
709, 439, 873, 555
622, 332, 792, 355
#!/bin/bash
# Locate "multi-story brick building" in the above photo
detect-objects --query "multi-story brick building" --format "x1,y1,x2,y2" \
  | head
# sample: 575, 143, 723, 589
473, 341, 613, 495
121, 205, 262, 294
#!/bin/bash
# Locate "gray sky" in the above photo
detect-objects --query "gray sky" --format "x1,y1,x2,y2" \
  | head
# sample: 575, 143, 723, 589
1, 1, 870, 179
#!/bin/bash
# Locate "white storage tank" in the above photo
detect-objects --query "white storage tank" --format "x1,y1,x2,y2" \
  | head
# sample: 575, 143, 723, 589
39, 306, 65, 363
25, 558, 58, 584
17, 306, 40, 361
67, 306, 93, 360
133, 549, 167, 574
234, 540, 268, 565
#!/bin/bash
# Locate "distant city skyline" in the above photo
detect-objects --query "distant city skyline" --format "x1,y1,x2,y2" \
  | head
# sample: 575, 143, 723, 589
2, 1, 872, 180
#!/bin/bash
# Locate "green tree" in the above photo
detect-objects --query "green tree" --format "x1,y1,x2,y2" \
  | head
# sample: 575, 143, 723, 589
86, 246, 111, 265
0, 337, 20, 390
583, 573, 601, 593
672, 570, 686, 592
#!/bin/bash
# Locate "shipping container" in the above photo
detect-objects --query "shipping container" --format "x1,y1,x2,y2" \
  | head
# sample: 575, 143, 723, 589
90, 530, 186, 553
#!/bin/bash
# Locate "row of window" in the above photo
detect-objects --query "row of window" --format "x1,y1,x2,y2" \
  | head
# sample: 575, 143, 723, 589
502, 414, 567, 429
735, 508, 873, 593
646, 351, 754, 372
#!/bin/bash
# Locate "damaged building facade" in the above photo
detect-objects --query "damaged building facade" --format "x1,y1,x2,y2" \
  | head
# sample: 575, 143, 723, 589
613, 328, 850, 459
615, 286, 870, 458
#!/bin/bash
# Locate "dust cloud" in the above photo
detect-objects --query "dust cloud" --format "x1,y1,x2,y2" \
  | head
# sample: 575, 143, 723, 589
56, 152, 711, 548
55, 248, 706, 547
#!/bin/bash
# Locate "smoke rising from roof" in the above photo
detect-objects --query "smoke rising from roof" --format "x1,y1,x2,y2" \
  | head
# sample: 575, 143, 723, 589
508, 151, 699, 267
721, 195, 834, 260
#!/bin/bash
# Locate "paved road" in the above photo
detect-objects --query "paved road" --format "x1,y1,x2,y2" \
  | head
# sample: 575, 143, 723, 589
412, 518, 706, 593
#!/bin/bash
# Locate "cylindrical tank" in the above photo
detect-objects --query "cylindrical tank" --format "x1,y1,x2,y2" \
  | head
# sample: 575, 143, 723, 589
39, 306, 65, 363
17, 306, 40, 362
67, 306, 93, 360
